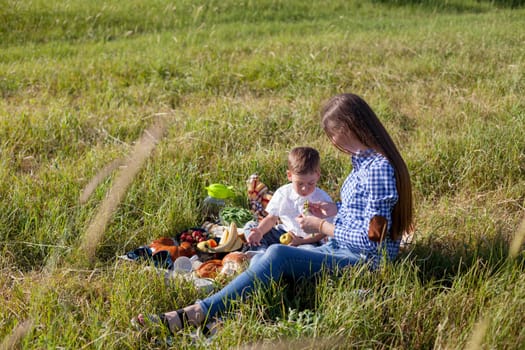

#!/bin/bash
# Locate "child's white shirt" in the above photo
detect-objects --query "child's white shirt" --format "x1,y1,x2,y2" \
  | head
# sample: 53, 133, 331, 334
265, 183, 334, 237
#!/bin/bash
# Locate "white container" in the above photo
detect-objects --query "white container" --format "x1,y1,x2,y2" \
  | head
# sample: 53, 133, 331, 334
173, 256, 192, 274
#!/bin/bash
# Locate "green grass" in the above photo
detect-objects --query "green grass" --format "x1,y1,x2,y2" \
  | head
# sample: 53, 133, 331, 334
1, 0, 524, 348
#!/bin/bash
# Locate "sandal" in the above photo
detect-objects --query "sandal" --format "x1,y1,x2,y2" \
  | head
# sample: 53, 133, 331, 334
131, 309, 189, 335
200, 318, 222, 337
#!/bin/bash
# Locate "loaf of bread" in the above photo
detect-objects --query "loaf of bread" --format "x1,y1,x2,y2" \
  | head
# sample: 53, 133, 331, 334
220, 252, 249, 276
149, 239, 195, 260
196, 259, 223, 278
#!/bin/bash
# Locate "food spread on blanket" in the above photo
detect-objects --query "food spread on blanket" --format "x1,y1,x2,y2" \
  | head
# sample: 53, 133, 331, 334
122, 174, 277, 286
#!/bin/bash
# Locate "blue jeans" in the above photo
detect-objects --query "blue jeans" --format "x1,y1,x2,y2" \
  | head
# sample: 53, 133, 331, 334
197, 241, 367, 319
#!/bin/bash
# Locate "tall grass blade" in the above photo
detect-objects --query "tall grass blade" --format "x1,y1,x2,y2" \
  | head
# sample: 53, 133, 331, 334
78, 117, 168, 265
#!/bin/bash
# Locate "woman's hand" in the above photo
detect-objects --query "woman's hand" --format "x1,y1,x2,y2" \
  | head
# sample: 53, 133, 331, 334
295, 214, 322, 234
309, 202, 338, 218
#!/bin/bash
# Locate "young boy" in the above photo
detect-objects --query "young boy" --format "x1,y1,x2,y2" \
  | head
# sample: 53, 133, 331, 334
246, 146, 334, 251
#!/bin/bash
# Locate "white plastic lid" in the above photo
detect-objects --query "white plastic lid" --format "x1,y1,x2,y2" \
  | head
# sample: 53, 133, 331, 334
173, 256, 192, 273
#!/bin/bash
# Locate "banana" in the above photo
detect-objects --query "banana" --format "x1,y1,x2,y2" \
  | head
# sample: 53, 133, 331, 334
211, 222, 242, 253
225, 221, 243, 251
196, 222, 243, 253
219, 228, 230, 246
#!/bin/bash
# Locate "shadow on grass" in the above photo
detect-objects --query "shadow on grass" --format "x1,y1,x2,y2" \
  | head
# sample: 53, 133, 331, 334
262, 231, 523, 318
399, 231, 523, 286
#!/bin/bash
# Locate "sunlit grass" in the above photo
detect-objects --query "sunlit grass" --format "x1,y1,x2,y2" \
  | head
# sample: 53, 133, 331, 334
1, 0, 524, 348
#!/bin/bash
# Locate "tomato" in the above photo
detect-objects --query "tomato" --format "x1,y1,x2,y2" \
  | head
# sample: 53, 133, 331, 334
207, 239, 218, 248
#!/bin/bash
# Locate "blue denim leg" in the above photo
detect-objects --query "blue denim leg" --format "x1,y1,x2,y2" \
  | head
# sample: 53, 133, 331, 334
197, 243, 365, 318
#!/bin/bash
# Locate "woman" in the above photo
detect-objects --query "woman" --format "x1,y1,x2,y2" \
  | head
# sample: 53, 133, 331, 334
132, 92, 413, 334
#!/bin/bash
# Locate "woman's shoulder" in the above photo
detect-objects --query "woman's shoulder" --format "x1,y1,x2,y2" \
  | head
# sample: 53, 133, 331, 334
368, 153, 395, 175
371, 152, 392, 166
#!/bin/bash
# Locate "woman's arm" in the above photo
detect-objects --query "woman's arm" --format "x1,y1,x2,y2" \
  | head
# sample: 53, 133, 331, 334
296, 215, 335, 237
308, 201, 338, 218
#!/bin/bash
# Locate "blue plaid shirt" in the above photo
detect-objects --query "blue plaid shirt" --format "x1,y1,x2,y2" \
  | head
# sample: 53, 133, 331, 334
333, 149, 400, 265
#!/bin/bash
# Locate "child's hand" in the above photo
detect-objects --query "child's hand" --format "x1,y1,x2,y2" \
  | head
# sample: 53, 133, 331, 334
247, 227, 264, 246
309, 201, 337, 218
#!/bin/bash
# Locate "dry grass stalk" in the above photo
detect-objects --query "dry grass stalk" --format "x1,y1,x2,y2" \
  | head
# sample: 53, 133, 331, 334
79, 117, 168, 264
509, 214, 525, 259
79, 157, 124, 204
465, 317, 489, 350
0, 319, 33, 350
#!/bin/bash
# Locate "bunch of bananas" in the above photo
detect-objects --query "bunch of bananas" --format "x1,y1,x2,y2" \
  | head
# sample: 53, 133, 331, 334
196, 222, 244, 253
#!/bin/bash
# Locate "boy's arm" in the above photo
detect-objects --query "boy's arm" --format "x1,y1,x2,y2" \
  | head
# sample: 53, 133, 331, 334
290, 232, 326, 246
247, 214, 279, 245
257, 214, 279, 234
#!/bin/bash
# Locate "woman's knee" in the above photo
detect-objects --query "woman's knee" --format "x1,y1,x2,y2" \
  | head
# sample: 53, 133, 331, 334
265, 244, 291, 257
260, 244, 296, 266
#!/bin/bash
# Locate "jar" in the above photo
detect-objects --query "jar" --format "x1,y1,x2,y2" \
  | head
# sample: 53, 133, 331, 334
201, 196, 226, 222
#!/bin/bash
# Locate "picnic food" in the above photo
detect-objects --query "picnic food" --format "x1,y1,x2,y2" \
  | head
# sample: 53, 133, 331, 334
196, 238, 218, 251
302, 200, 310, 216
179, 228, 208, 244
222, 251, 248, 265
279, 232, 293, 245
196, 259, 223, 278
149, 240, 195, 260
220, 252, 249, 276
196, 222, 243, 253
219, 207, 255, 227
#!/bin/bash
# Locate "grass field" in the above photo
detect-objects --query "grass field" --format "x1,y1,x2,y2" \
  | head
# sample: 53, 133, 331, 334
1, 0, 524, 349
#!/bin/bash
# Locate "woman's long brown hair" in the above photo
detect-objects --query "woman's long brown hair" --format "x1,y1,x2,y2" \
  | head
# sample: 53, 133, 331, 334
321, 93, 414, 239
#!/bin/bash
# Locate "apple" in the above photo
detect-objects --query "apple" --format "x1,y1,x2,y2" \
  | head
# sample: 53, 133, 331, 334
280, 232, 292, 245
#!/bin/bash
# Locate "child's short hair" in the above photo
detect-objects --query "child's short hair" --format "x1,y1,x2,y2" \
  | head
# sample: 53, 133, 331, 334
287, 147, 320, 175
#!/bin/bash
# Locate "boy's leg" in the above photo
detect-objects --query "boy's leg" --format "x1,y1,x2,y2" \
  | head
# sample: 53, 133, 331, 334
259, 227, 284, 246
